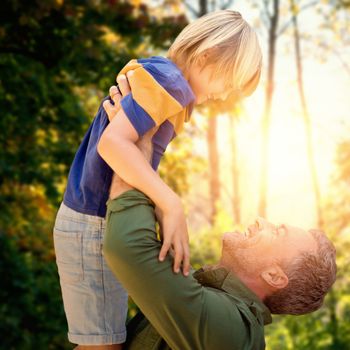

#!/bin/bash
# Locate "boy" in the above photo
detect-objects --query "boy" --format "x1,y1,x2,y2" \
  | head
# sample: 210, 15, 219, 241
53, 10, 262, 349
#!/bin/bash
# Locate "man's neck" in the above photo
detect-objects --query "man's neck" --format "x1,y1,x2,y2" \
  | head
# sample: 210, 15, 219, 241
234, 274, 270, 301
217, 262, 271, 301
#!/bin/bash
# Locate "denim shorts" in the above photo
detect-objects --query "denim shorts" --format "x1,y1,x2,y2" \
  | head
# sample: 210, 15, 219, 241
53, 202, 128, 345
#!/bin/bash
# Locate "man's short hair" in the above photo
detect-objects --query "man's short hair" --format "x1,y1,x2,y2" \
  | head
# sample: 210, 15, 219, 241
264, 229, 337, 315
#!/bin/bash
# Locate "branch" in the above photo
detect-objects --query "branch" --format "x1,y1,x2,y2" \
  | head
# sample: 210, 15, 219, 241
277, 0, 318, 36
209, 0, 216, 12
334, 50, 350, 77
263, 0, 272, 20
221, 0, 235, 10
318, 41, 350, 77
184, 0, 199, 17
260, 8, 271, 30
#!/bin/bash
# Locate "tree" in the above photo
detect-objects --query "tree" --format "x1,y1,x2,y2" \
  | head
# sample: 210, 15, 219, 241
184, 0, 235, 225
0, 0, 188, 205
289, 0, 323, 228
258, 0, 280, 218
229, 112, 241, 224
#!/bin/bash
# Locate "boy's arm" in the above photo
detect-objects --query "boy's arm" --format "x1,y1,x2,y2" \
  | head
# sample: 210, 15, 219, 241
98, 96, 190, 276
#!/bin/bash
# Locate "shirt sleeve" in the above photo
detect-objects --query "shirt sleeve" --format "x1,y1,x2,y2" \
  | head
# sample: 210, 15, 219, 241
103, 190, 252, 350
118, 58, 195, 137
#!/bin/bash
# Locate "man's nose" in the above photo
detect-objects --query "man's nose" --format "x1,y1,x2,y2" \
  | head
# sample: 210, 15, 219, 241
256, 217, 277, 231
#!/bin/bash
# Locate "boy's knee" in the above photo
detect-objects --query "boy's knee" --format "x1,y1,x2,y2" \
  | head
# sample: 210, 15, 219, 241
75, 345, 123, 350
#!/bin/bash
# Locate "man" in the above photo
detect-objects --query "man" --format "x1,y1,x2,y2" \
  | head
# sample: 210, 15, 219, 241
101, 91, 337, 350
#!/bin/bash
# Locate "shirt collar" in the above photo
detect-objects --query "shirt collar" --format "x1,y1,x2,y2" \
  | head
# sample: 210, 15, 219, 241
193, 266, 272, 325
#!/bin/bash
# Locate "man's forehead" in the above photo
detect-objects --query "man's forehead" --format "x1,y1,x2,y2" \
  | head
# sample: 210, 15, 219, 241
285, 225, 318, 252
255, 217, 274, 226
253, 218, 314, 242
284, 224, 308, 235
256, 218, 306, 233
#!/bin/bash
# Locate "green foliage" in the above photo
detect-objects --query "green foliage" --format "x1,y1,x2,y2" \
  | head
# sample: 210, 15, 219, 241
0, 0, 188, 205
190, 205, 236, 269
0, 54, 88, 205
0, 185, 70, 349
159, 124, 206, 197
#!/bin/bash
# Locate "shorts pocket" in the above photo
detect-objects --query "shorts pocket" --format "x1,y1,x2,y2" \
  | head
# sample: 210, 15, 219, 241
53, 228, 83, 283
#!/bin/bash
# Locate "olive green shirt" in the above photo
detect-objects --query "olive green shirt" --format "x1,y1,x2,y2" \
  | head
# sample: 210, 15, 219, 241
104, 190, 272, 350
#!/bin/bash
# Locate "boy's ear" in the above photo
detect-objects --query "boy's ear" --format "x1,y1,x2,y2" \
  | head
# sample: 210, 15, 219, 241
198, 47, 219, 64
197, 53, 206, 68
197, 47, 216, 68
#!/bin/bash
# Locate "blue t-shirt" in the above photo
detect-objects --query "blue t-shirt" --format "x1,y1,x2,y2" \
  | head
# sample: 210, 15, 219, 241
63, 56, 195, 217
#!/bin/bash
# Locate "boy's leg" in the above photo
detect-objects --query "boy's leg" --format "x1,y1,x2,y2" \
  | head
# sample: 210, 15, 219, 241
53, 203, 128, 347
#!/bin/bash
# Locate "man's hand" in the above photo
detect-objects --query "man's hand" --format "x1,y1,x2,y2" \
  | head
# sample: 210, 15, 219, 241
103, 72, 134, 121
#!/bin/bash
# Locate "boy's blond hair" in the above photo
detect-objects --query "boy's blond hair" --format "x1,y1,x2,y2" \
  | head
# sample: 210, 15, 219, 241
167, 10, 262, 98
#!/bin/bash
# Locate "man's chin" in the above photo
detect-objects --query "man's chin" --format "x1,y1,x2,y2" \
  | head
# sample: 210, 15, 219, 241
222, 232, 247, 252
222, 231, 245, 242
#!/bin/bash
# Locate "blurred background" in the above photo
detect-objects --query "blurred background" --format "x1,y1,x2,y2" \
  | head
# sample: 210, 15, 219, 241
1, 0, 349, 349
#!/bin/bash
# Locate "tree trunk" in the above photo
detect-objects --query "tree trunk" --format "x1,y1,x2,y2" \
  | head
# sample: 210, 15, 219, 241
229, 115, 241, 224
185, 0, 235, 225
207, 110, 220, 225
200, 0, 220, 225
328, 289, 340, 349
290, 0, 323, 228
258, 0, 280, 218
199, 0, 208, 16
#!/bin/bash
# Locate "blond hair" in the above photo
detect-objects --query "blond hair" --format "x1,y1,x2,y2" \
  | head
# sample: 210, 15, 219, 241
167, 10, 262, 98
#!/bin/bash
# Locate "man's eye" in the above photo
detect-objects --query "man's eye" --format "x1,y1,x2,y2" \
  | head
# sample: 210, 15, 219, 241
278, 225, 287, 235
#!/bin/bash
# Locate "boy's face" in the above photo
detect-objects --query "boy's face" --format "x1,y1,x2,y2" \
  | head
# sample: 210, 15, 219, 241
188, 63, 232, 105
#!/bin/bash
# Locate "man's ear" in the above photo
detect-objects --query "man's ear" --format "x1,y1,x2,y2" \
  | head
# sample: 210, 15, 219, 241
261, 265, 289, 290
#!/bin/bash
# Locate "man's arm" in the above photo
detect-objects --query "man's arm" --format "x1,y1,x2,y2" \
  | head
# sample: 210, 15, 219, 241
103, 191, 249, 350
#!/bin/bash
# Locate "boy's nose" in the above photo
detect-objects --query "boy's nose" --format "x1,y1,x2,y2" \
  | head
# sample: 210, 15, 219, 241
221, 91, 231, 101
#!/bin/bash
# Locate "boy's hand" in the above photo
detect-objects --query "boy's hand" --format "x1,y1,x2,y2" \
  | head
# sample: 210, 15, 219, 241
158, 199, 190, 277
103, 72, 134, 121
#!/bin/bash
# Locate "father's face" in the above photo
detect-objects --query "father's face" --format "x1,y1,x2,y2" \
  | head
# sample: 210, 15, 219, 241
220, 218, 317, 276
